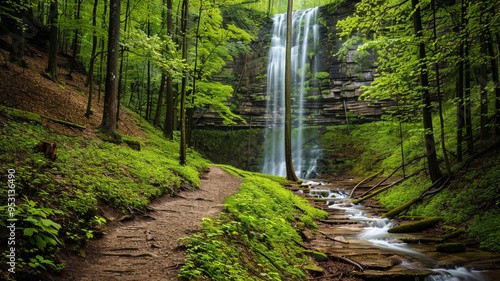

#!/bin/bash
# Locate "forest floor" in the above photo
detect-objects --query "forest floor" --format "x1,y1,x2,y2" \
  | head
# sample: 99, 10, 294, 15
53, 165, 243, 280
0, 35, 147, 142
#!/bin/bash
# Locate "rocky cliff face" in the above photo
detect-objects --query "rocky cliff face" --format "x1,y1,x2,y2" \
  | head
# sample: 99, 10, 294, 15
193, 0, 390, 129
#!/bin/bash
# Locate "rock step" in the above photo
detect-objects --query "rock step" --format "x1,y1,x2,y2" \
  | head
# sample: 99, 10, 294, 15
352, 266, 438, 281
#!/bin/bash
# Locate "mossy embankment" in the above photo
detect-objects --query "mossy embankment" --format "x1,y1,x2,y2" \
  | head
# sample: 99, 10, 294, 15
0, 107, 209, 279
321, 103, 500, 251
180, 166, 328, 280
1, 107, 331, 281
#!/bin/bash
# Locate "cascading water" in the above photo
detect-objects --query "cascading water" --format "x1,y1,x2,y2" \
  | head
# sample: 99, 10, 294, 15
306, 184, 490, 281
261, 8, 322, 179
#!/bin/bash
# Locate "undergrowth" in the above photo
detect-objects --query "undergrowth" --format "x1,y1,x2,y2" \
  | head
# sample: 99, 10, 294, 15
179, 166, 328, 280
322, 100, 500, 251
0, 108, 209, 279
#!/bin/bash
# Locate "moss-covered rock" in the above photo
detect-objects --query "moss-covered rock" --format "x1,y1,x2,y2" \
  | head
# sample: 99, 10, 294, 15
388, 217, 442, 233
303, 250, 329, 262
436, 243, 466, 253
442, 228, 466, 240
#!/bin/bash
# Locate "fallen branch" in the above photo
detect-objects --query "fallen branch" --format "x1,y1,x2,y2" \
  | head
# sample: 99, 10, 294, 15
351, 170, 420, 204
318, 231, 349, 244
328, 255, 363, 271
349, 171, 383, 199
41, 115, 86, 130
359, 156, 425, 198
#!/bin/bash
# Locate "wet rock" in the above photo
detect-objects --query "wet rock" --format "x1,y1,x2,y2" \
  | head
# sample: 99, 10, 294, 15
348, 254, 394, 269
436, 243, 466, 253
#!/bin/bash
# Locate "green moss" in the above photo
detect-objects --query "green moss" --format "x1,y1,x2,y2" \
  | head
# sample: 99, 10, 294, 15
383, 196, 421, 219
0, 105, 42, 124
442, 228, 466, 240
436, 243, 466, 253
388, 217, 442, 233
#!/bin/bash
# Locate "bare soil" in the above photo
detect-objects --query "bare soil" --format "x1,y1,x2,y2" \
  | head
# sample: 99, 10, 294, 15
54, 166, 243, 281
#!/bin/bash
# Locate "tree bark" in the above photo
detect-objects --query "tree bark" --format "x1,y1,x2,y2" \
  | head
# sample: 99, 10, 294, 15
479, 31, 489, 140
154, 73, 166, 126
117, 0, 131, 122
412, 0, 442, 183
164, 0, 175, 140
85, 0, 99, 119
179, 0, 189, 165
488, 31, 500, 137
99, 0, 120, 137
47, 0, 58, 77
285, 0, 298, 182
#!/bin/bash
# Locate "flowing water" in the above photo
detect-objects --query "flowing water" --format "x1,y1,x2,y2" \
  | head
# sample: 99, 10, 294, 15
306, 183, 491, 281
261, 8, 322, 178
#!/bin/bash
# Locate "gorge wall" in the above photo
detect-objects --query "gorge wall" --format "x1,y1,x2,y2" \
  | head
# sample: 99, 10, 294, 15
193, 1, 388, 130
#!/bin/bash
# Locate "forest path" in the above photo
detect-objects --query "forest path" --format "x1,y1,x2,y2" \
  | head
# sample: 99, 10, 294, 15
55, 166, 243, 281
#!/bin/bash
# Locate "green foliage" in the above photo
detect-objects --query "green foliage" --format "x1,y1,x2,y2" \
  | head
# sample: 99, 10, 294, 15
180, 168, 327, 280
0, 107, 209, 279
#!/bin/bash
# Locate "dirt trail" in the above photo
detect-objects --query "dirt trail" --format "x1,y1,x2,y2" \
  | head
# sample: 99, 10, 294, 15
55, 166, 243, 281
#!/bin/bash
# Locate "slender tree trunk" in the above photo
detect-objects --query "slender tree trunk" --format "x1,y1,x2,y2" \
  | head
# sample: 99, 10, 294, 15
97, 0, 107, 104
72, 0, 82, 62
164, 0, 175, 140
285, 0, 298, 181
117, 0, 131, 122
85, 0, 99, 119
100, 0, 120, 137
464, 24, 473, 154
179, 0, 189, 164
146, 18, 152, 121
154, 74, 166, 126
488, 31, 500, 137
479, 31, 489, 140
412, 0, 442, 183
432, 0, 451, 175
456, 1, 465, 162
47, 0, 58, 77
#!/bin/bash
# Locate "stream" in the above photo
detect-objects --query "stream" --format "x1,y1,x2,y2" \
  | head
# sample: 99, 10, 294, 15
304, 181, 499, 281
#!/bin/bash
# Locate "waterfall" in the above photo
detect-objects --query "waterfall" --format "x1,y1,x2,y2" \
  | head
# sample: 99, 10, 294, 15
261, 7, 321, 179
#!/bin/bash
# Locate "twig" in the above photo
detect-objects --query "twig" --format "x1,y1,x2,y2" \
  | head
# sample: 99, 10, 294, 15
318, 231, 349, 244
328, 255, 364, 271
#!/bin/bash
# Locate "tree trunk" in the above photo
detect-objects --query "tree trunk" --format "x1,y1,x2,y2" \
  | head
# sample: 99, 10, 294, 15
464, 12, 473, 154
47, 0, 58, 77
154, 73, 166, 126
412, 0, 442, 183
179, 0, 189, 165
85, 0, 99, 119
164, 0, 175, 140
488, 31, 500, 137
479, 30, 489, 140
285, 0, 298, 182
72, 0, 82, 62
99, 0, 120, 137
432, 0, 451, 175
117, 0, 131, 122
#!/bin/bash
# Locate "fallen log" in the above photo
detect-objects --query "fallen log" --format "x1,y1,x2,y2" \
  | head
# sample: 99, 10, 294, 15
41, 115, 86, 130
349, 171, 382, 199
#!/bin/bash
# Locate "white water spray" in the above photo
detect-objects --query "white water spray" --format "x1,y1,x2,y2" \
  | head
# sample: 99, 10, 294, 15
261, 8, 321, 178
